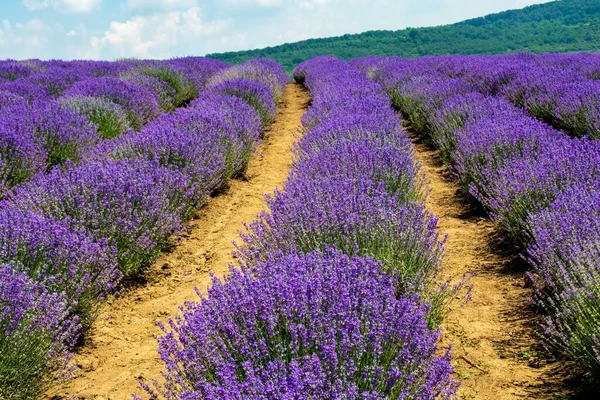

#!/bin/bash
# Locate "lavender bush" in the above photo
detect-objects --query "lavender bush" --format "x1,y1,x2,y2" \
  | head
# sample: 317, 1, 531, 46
207, 58, 287, 103
62, 76, 160, 130
204, 79, 276, 126
121, 72, 178, 113
239, 176, 443, 294
0, 206, 119, 326
60, 95, 132, 139
0, 80, 52, 102
527, 182, 600, 378
144, 250, 456, 399
28, 100, 101, 168
292, 139, 423, 202
7, 159, 199, 276
166, 57, 230, 91
0, 264, 79, 399
0, 90, 27, 109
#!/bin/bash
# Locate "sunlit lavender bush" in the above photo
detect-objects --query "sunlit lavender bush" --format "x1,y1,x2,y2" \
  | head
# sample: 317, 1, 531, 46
121, 72, 179, 113
204, 78, 276, 126
207, 58, 287, 103
0, 207, 119, 326
95, 101, 259, 199
0, 89, 27, 110
60, 95, 132, 139
143, 250, 456, 400
240, 175, 443, 294
292, 139, 423, 202
166, 57, 230, 91
0, 264, 79, 399
122, 65, 198, 112
0, 80, 53, 102
62, 76, 160, 130
296, 113, 411, 158
7, 159, 199, 276
527, 182, 600, 378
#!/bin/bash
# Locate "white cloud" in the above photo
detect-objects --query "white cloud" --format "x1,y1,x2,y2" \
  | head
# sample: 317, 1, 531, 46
0, 18, 55, 58
126, 0, 198, 10
298, 0, 332, 9
22, 0, 101, 13
223, 0, 282, 6
90, 7, 227, 59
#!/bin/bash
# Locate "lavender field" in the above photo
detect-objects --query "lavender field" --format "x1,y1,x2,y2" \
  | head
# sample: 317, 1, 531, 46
0, 57, 287, 398
1, 52, 600, 399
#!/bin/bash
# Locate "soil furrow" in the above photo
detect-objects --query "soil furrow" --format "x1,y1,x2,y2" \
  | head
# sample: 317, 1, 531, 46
410, 134, 570, 399
48, 83, 310, 399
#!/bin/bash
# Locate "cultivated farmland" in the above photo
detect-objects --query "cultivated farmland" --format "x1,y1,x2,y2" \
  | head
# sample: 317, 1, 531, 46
0, 53, 599, 399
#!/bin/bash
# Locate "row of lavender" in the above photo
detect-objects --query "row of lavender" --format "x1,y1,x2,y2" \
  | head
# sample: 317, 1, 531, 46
356, 53, 600, 139
0, 58, 287, 399
0, 58, 230, 198
139, 56, 460, 399
353, 54, 600, 381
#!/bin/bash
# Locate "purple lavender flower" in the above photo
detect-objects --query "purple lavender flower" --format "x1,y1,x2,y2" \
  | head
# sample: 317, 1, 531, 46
208, 58, 287, 103
238, 175, 443, 295
203, 79, 276, 126
0, 106, 46, 197
296, 113, 410, 158
7, 159, 199, 276
0, 89, 27, 109
292, 139, 423, 202
0, 206, 119, 326
0, 263, 80, 399
527, 181, 600, 378
60, 95, 132, 139
145, 250, 456, 399
0, 98, 98, 195
0, 61, 34, 81
121, 72, 179, 113
166, 57, 230, 91
62, 76, 160, 130
0, 80, 52, 102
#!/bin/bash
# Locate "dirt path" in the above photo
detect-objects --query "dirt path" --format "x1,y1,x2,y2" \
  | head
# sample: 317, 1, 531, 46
48, 83, 310, 400
410, 135, 570, 399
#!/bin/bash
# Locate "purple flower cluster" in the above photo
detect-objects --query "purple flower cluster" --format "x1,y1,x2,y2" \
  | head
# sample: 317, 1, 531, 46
60, 95, 132, 139
149, 250, 455, 400
62, 77, 160, 131
121, 72, 179, 113
207, 58, 288, 103
95, 96, 261, 197
166, 57, 230, 92
0, 206, 119, 326
359, 53, 600, 381
7, 159, 198, 276
0, 263, 80, 399
144, 57, 457, 399
526, 181, 600, 377
0, 57, 280, 398
0, 100, 101, 197
121, 64, 199, 112
203, 78, 276, 126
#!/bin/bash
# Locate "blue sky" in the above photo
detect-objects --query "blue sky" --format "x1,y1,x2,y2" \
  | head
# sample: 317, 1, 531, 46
0, 0, 551, 60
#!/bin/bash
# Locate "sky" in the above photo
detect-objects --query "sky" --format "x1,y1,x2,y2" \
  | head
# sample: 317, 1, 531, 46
0, 0, 552, 60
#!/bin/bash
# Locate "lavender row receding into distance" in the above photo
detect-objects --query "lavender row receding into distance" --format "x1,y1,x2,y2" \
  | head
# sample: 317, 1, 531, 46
352, 53, 600, 381
0, 57, 285, 399
142, 55, 460, 399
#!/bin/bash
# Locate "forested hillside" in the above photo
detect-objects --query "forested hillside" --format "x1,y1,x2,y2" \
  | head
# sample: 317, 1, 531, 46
208, 0, 600, 71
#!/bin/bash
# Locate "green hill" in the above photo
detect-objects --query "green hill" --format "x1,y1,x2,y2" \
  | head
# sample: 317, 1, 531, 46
207, 0, 600, 71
